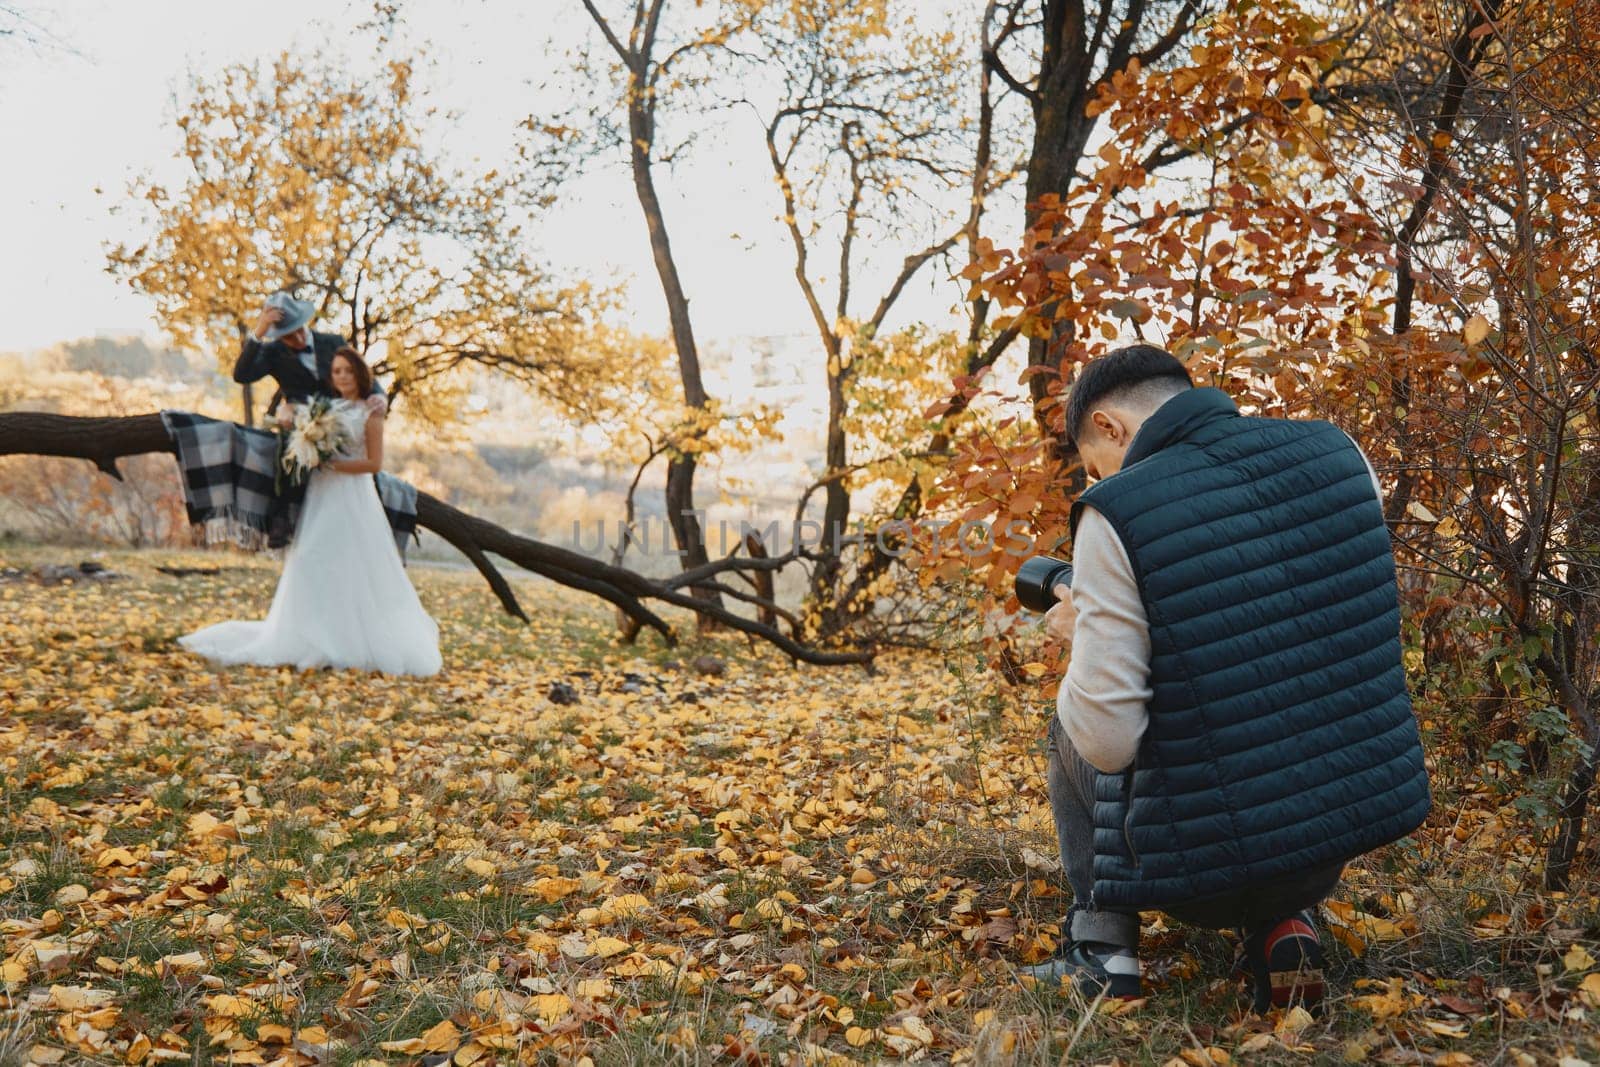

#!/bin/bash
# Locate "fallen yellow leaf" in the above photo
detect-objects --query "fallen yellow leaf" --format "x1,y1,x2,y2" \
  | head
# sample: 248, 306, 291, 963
421, 1019, 461, 1054
530, 993, 573, 1022
46, 985, 116, 1010
1276, 1005, 1315, 1033
898, 1015, 933, 1045
845, 1027, 875, 1048
384, 908, 427, 931
524, 876, 581, 902
378, 1037, 426, 1054
156, 951, 207, 976
587, 935, 632, 958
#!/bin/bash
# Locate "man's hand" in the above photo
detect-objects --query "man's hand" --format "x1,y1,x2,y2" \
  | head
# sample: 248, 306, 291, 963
365, 392, 388, 417
275, 404, 295, 429
252, 306, 282, 342
1044, 582, 1077, 645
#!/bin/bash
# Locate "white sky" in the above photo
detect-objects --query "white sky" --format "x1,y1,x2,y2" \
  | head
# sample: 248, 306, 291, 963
0, 0, 979, 356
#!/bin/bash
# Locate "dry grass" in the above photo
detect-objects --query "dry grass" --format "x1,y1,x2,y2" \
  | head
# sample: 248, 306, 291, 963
0, 543, 1596, 1066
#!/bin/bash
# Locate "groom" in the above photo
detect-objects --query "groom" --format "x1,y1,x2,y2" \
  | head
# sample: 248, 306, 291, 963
233, 291, 386, 547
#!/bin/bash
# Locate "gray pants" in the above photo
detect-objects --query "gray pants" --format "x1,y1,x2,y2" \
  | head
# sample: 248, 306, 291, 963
1046, 715, 1142, 948
1045, 715, 1342, 948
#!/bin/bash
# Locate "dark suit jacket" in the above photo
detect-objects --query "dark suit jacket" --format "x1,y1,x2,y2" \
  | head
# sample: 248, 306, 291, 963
233, 330, 348, 414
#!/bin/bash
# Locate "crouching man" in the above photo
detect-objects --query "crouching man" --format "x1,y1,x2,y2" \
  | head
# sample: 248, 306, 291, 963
1021, 344, 1430, 1012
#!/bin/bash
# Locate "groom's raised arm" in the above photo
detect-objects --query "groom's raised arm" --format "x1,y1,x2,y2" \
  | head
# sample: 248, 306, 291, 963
234, 305, 281, 385
233, 334, 273, 384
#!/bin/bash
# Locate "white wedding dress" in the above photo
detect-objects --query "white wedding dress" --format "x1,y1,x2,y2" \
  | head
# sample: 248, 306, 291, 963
179, 400, 442, 677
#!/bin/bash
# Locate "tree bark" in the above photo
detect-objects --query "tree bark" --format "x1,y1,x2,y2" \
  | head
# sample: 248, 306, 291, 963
593, 0, 725, 629
815, 0, 1209, 636
1021, 0, 1093, 446
1546, 751, 1594, 892
743, 531, 778, 629
236, 324, 256, 428
1382, 0, 1500, 528
638, 133, 721, 626
628, 106, 710, 496
0, 411, 873, 668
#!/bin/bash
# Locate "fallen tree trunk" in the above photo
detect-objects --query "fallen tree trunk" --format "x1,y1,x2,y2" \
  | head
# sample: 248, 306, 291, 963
0, 412, 873, 667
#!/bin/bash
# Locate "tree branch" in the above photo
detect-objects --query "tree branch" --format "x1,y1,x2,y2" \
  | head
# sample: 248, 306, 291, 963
0, 412, 875, 667
580, 0, 635, 68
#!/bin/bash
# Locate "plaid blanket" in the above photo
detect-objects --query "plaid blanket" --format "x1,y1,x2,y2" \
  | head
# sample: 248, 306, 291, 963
161, 411, 418, 558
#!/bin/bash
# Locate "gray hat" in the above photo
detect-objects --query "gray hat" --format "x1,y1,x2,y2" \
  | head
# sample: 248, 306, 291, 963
261, 291, 315, 342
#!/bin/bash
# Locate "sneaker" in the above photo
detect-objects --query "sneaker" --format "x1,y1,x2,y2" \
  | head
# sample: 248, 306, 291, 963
1019, 940, 1142, 999
1234, 911, 1326, 1013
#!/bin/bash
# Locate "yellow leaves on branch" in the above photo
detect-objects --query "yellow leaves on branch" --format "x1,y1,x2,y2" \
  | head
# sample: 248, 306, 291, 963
107, 49, 637, 432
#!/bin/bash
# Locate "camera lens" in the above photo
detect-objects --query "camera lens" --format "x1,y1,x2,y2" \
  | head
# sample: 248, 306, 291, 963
1015, 556, 1073, 613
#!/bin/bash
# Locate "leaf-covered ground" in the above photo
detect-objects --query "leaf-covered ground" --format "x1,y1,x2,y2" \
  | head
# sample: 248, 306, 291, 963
2, 546, 1597, 1066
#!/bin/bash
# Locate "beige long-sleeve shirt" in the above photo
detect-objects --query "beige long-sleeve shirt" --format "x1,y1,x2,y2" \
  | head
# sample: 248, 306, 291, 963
1057, 439, 1384, 774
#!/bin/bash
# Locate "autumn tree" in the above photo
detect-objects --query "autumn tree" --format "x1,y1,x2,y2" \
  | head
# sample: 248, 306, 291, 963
1317, 0, 1600, 889
566, 0, 777, 625
108, 51, 624, 429
944, 0, 1599, 887
742, 0, 1025, 628
814, 0, 1233, 641
982, 0, 1211, 445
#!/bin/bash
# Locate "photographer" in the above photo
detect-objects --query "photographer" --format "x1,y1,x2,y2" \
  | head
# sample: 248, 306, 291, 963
1019, 345, 1430, 1012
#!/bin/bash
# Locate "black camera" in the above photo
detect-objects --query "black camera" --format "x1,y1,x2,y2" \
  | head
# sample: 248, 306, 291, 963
1014, 555, 1073, 613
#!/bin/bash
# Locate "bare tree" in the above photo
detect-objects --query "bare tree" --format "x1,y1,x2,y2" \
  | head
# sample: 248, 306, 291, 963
0, 4, 70, 53
574, 0, 749, 628
747, 2, 1020, 620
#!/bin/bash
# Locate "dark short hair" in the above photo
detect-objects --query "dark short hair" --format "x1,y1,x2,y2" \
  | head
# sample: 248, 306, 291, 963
328, 345, 374, 399
1064, 344, 1193, 444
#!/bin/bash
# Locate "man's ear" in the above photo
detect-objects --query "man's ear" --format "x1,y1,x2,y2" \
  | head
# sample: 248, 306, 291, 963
1089, 408, 1122, 443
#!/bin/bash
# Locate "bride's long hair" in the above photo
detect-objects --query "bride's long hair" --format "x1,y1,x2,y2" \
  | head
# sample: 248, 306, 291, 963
328, 346, 374, 399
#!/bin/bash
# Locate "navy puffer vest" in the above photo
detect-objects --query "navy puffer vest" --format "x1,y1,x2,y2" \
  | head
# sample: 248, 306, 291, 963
1073, 387, 1430, 912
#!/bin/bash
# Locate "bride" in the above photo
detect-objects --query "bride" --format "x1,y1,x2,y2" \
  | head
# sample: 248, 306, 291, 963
179, 347, 442, 677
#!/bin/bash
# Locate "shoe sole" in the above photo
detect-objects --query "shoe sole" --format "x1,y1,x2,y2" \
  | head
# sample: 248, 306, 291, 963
1092, 976, 1145, 1000
1268, 965, 1325, 1008
1019, 972, 1143, 1000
